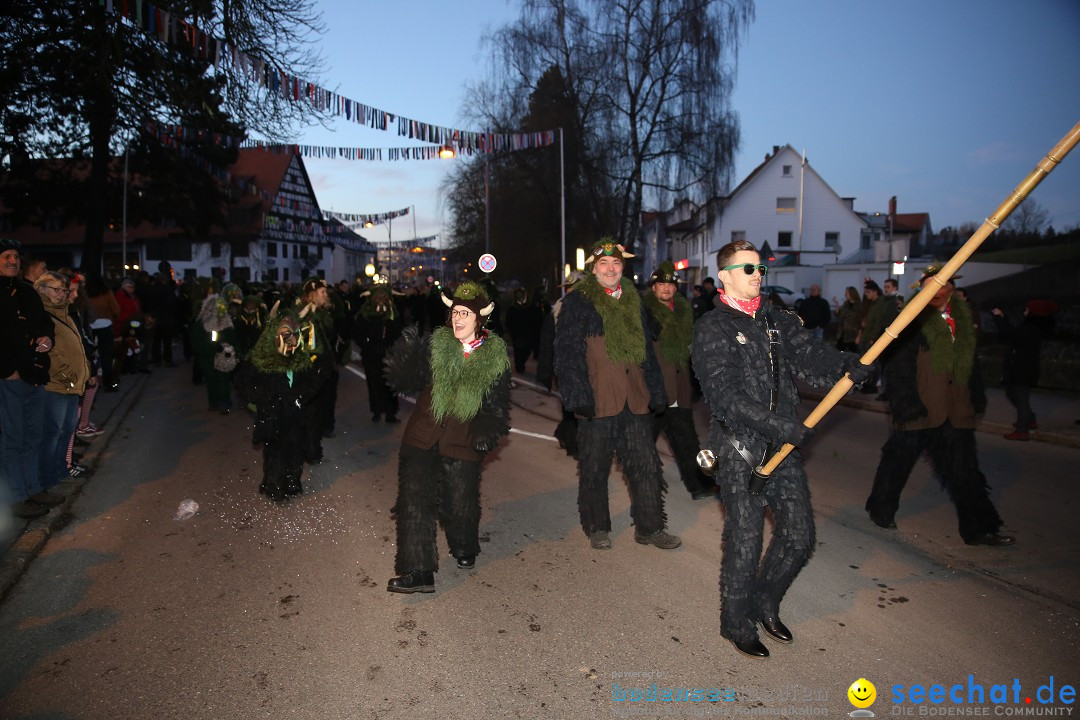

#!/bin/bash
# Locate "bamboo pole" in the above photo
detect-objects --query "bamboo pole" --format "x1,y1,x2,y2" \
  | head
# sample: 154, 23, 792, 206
755, 120, 1080, 479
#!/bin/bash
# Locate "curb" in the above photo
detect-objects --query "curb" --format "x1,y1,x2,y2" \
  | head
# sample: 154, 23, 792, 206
0, 371, 151, 604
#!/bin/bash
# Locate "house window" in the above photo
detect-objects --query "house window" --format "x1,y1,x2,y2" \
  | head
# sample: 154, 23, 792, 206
211, 241, 221, 258
283, 267, 290, 282
268, 268, 279, 281
825, 232, 839, 248
267, 242, 277, 258
776, 197, 796, 214
231, 241, 249, 258
731, 230, 746, 243
778, 231, 793, 248
300, 245, 309, 258
782, 165, 792, 176
317, 246, 324, 260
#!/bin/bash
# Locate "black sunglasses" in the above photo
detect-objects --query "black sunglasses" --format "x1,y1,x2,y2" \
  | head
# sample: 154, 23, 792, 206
721, 263, 768, 277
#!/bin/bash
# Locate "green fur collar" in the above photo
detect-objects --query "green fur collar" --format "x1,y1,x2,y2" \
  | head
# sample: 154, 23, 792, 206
919, 297, 975, 384
429, 327, 509, 423
644, 291, 693, 366
575, 274, 645, 364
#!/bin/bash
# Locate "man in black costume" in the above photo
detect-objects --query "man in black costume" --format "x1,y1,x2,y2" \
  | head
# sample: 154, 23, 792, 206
691, 240, 868, 659
643, 261, 714, 500
352, 282, 403, 423
554, 239, 680, 552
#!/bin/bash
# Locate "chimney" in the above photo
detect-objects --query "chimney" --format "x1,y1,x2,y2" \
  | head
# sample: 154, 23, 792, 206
772, 145, 780, 156
888, 196, 897, 218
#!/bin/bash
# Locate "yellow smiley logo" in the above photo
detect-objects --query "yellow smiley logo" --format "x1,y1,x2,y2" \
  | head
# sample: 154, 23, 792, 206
847, 678, 876, 709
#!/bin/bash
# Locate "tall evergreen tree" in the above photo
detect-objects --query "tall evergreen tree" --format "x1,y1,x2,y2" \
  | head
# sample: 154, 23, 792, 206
0, 0, 325, 273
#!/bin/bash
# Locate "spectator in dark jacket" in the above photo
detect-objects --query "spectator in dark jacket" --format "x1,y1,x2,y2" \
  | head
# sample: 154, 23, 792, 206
991, 299, 1058, 441
796, 285, 831, 340
1, 238, 56, 519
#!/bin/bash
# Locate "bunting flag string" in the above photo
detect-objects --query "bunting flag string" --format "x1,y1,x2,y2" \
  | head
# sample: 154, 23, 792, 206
322, 208, 410, 226
99, 0, 558, 153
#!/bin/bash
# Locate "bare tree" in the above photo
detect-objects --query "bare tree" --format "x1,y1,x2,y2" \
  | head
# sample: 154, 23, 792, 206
468, 0, 753, 251
1002, 198, 1050, 238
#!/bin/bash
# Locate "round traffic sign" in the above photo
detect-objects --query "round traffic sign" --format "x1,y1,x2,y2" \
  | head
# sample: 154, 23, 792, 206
478, 253, 498, 273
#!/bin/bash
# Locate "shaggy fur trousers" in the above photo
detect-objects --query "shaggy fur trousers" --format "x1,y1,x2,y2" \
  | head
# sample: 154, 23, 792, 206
866, 421, 1003, 542
393, 445, 482, 573
654, 407, 713, 496
716, 459, 815, 643
576, 408, 667, 536
261, 439, 305, 499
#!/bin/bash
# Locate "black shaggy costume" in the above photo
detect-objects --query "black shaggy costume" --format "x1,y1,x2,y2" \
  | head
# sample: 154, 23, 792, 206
554, 275, 670, 538
691, 302, 857, 644
644, 289, 714, 498
385, 324, 511, 574
236, 311, 327, 501
352, 285, 403, 421
866, 296, 1005, 541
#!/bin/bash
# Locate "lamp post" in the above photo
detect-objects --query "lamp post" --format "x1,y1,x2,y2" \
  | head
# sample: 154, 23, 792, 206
559, 127, 566, 296
121, 146, 128, 277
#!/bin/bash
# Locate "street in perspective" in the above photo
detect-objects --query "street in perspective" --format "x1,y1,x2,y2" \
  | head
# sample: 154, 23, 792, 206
1, 359, 1078, 719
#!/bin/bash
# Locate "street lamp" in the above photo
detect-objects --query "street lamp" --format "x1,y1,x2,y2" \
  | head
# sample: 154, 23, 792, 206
439, 144, 456, 159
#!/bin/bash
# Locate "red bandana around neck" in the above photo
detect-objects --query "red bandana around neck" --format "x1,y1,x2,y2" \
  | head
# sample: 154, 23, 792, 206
463, 330, 488, 356
718, 289, 761, 316
602, 284, 623, 299
941, 303, 956, 339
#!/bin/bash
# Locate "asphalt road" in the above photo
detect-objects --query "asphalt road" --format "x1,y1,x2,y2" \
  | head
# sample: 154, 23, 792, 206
1, 362, 1078, 719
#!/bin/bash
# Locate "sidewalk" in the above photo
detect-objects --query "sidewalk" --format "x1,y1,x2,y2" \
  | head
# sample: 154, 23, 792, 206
0, 368, 152, 600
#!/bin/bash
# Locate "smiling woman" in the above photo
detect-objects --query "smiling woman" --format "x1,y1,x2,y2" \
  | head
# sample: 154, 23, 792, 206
383, 280, 511, 594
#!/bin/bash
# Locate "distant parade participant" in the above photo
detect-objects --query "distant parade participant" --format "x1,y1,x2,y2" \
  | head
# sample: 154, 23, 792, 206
554, 239, 680, 552
504, 287, 542, 373
643, 261, 715, 500
297, 278, 341, 461
383, 281, 511, 593
691, 240, 868, 658
237, 307, 327, 501
234, 295, 267, 360
536, 271, 585, 459
352, 282, 403, 423
192, 293, 239, 414
866, 265, 1014, 547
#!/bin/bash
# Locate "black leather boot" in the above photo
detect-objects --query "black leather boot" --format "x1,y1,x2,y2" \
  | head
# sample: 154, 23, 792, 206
387, 570, 435, 594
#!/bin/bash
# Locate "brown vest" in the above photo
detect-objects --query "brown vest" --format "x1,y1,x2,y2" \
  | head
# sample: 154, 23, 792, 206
895, 347, 977, 431
586, 336, 651, 418
401, 386, 482, 462
653, 340, 694, 408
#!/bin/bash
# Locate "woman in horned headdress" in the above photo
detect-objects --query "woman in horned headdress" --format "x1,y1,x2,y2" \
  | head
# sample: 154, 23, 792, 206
383, 281, 512, 594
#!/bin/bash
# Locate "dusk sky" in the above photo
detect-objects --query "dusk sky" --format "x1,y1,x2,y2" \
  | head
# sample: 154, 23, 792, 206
290, 0, 1080, 252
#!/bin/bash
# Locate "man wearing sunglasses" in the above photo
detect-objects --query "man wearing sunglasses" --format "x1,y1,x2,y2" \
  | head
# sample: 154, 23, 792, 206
691, 240, 869, 659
